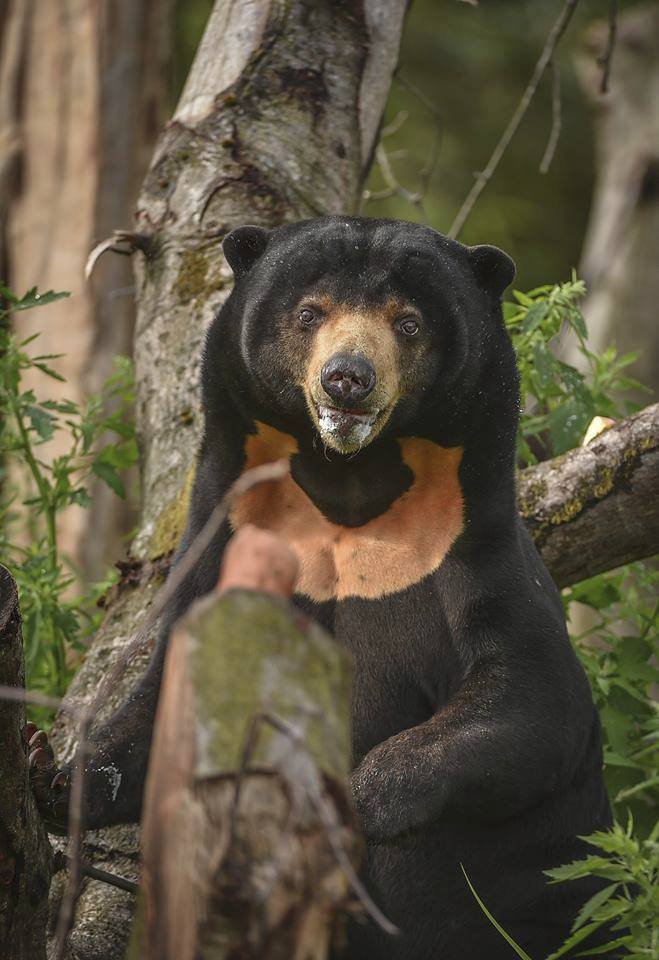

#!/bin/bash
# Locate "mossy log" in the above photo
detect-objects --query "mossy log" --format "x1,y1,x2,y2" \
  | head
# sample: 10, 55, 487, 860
519, 402, 659, 587
131, 530, 355, 960
0, 565, 52, 959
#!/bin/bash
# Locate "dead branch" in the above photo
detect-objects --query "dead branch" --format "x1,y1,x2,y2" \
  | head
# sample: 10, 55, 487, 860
519, 402, 659, 588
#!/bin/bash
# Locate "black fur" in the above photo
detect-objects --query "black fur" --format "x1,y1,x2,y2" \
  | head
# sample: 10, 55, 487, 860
66, 218, 612, 959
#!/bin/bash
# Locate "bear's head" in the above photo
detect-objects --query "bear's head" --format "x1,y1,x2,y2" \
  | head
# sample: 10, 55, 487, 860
211, 217, 515, 455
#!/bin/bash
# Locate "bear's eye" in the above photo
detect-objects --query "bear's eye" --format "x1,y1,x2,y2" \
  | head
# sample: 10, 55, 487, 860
298, 307, 317, 327
397, 316, 420, 337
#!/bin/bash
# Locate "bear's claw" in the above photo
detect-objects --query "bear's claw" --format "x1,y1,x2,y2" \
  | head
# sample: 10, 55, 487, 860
23, 724, 70, 833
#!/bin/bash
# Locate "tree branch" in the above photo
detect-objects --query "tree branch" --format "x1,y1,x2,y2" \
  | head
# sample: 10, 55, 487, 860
519, 403, 659, 588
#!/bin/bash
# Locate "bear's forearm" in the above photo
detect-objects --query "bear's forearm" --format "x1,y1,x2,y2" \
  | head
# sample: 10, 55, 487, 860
351, 671, 586, 841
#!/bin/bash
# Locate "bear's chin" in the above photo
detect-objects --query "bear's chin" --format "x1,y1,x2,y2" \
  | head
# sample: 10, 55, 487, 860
314, 402, 381, 454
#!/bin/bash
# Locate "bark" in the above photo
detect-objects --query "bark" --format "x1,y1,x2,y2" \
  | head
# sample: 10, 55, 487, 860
131, 529, 355, 960
0, 565, 52, 960
0, 0, 173, 579
566, 5, 659, 398
47, 4, 407, 958
519, 402, 659, 588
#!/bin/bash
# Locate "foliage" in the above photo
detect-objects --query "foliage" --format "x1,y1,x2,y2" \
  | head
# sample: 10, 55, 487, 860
503, 277, 645, 466
464, 818, 659, 959
544, 818, 659, 960
0, 285, 137, 718
565, 565, 659, 835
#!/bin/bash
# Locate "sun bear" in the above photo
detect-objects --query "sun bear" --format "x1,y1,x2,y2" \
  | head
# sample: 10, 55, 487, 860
28, 217, 613, 959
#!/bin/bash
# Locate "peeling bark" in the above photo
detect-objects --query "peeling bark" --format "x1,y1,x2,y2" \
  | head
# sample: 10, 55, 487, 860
0, 566, 52, 960
519, 403, 659, 588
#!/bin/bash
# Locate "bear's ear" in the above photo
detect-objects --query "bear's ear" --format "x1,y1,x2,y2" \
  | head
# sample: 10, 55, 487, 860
468, 244, 516, 298
223, 225, 270, 278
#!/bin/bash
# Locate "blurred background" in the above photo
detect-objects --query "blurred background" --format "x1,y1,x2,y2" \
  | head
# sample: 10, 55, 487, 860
1, 0, 657, 577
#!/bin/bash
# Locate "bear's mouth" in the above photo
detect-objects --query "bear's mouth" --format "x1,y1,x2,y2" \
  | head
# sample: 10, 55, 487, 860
315, 402, 381, 447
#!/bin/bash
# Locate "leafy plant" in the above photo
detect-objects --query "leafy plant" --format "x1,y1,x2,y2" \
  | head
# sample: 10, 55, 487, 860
0, 285, 137, 716
464, 818, 659, 959
503, 277, 645, 466
564, 565, 659, 835
544, 818, 659, 959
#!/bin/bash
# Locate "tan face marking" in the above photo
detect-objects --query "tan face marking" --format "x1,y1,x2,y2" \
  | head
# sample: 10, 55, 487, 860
302, 297, 413, 453
230, 422, 464, 602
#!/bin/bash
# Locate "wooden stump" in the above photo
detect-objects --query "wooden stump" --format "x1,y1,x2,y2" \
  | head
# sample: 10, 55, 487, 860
132, 528, 357, 959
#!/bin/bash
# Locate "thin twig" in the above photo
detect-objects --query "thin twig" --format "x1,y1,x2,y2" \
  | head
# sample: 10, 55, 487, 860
599, 0, 618, 94
0, 686, 68, 713
53, 851, 138, 895
540, 59, 562, 174
361, 72, 443, 220
53, 459, 288, 960
448, 0, 581, 239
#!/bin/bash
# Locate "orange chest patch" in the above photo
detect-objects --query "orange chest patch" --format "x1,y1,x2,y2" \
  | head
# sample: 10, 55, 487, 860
230, 423, 464, 602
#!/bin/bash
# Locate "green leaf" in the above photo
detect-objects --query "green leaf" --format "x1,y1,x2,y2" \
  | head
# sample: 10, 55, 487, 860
571, 883, 619, 932
575, 935, 633, 956
545, 857, 611, 882
0, 283, 19, 304
544, 921, 603, 960
521, 301, 549, 335
568, 308, 588, 340
461, 865, 534, 960
531, 340, 555, 389
11, 287, 70, 311
91, 459, 126, 498
27, 405, 55, 441
32, 361, 65, 382
512, 289, 534, 307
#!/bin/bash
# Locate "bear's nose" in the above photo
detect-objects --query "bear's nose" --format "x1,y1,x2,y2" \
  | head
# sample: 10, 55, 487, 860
321, 352, 376, 406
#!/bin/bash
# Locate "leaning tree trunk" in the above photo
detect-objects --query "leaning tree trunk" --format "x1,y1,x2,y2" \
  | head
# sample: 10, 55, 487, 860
0, 0, 173, 579
565, 4, 659, 399
47, 4, 407, 958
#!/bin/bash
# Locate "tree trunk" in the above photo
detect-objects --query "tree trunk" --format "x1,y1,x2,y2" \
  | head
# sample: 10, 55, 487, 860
0, 0, 173, 580
47, 3, 407, 958
0, 566, 52, 960
567, 5, 659, 399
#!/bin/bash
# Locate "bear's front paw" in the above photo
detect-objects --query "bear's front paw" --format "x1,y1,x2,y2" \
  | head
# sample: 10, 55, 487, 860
22, 723, 70, 834
351, 738, 445, 843
351, 753, 420, 843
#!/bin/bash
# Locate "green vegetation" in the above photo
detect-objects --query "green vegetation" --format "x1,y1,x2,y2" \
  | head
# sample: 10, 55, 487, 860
504, 277, 644, 464
0, 286, 137, 719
